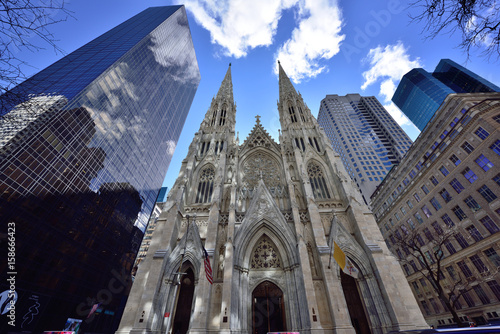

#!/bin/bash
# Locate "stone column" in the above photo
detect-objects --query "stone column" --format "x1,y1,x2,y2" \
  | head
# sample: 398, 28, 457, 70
348, 204, 428, 331
116, 202, 181, 334
219, 184, 236, 334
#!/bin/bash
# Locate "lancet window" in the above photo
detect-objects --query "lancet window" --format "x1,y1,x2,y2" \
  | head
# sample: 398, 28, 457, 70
298, 106, 306, 122
295, 137, 305, 151
288, 105, 297, 123
200, 141, 211, 156
195, 166, 215, 203
214, 141, 224, 155
211, 106, 218, 126
219, 106, 227, 126
308, 137, 321, 152
308, 162, 331, 199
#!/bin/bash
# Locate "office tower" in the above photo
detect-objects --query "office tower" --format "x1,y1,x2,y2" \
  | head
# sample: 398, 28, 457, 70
132, 186, 169, 275
317, 94, 413, 203
116, 64, 428, 334
393, 59, 500, 131
372, 92, 500, 327
0, 6, 199, 334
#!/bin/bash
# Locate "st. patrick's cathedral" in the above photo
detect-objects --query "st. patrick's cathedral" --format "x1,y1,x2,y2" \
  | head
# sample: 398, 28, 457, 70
116, 64, 428, 334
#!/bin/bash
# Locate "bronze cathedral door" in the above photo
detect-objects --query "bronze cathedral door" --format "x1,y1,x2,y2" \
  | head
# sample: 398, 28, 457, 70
252, 281, 286, 334
172, 268, 195, 334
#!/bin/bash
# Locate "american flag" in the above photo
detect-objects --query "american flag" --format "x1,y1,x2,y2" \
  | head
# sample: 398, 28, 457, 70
203, 248, 213, 284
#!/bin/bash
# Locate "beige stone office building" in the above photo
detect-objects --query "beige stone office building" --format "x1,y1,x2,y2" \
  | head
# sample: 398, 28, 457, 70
116, 65, 428, 334
371, 93, 500, 327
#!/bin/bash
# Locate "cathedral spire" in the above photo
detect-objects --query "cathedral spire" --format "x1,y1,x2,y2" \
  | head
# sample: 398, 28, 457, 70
278, 61, 298, 103
201, 64, 235, 131
216, 63, 233, 104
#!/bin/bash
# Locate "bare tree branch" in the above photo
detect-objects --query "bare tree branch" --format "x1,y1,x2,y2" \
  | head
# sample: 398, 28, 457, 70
392, 224, 498, 326
409, 0, 500, 62
0, 0, 73, 114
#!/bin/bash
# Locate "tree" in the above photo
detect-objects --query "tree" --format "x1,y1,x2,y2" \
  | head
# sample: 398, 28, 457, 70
392, 224, 496, 327
0, 0, 72, 113
409, 0, 500, 61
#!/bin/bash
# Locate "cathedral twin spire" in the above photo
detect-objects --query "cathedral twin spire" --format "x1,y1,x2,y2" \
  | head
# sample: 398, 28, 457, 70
201, 62, 314, 133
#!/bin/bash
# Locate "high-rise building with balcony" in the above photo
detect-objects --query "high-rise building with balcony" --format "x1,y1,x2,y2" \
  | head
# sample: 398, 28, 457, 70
393, 59, 500, 131
317, 94, 413, 203
0, 6, 199, 334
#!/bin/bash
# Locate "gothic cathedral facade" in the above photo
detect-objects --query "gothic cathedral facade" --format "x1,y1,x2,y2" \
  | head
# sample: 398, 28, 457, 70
116, 64, 428, 334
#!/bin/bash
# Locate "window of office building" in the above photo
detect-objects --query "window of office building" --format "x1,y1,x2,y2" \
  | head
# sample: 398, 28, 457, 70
422, 205, 433, 218
492, 140, 500, 156
475, 127, 490, 140
478, 185, 497, 203
439, 189, 452, 202
441, 213, 455, 227
449, 154, 461, 166
480, 216, 500, 234
457, 261, 473, 278
452, 205, 467, 221
470, 254, 489, 273
423, 227, 434, 241
455, 233, 469, 249
487, 281, 500, 301
464, 196, 481, 212
450, 178, 465, 193
414, 212, 424, 224
432, 221, 443, 234
440, 166, 450, 177
462, 141, 475, 154
430, 197, 442, 211
462, 167, 478, 183
444, 240, 456, 254
475, 154, 494, 171
484, 248, 500, 267
466, 225, 483, 242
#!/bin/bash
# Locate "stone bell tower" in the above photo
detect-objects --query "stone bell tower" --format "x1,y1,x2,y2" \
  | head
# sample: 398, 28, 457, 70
116, 64, 428, 334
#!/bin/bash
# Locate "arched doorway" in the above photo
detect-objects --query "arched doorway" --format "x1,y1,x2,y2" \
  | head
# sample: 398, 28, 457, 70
340, 271, 371, 334
252, 281, 286, 334
172, 268, 195, 334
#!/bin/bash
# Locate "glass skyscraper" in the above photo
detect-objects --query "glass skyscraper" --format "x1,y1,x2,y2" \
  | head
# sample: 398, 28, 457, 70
317, 94, 413, 203
0, 6, 199, 334
392, 59, 500, 131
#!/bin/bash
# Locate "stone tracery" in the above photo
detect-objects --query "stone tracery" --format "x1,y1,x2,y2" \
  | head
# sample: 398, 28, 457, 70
250, 235, 282, 269
242, 152, 281, 189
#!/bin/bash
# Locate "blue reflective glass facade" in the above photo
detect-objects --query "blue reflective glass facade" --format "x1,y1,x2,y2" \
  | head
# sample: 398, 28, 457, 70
392, 68, 453, 131
0, 6, 199, 333
433, 59, 500, 93
392, 59, 500, 131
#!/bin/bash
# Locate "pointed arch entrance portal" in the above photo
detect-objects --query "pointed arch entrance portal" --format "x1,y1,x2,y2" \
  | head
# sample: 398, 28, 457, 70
172, 268, 195, 334
340, 271, 371, 334
252, 281, 286, 334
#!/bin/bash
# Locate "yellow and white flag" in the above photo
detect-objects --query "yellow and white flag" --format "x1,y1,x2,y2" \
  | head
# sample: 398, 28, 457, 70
333, 241, 359, 278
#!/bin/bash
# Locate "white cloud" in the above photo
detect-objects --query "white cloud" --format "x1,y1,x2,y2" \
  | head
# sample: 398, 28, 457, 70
361, 42, 422, 126
384, 101, 412, 127
274, 0, 345, 83
182, 0, 344, 83
184, 0, 296, 58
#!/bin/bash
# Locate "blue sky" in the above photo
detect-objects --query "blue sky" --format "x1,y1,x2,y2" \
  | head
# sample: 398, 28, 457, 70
11, 0, 500, 189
